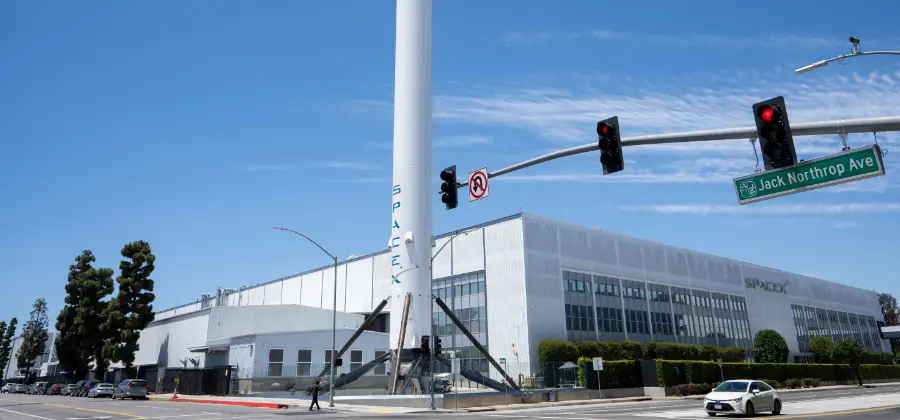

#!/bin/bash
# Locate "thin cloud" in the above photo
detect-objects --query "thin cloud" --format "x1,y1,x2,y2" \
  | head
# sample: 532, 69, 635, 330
435, 135, 491, 147
241, 161, 379, 172
621, 203, 900, 215
507, 30, 899, 50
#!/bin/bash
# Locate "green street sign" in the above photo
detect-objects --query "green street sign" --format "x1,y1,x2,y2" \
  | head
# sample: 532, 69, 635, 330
733, 145, 885, 205
499, 358, 506, 363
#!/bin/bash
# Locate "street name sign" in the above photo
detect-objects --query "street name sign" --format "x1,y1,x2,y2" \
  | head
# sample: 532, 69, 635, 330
733, 145, 885, 205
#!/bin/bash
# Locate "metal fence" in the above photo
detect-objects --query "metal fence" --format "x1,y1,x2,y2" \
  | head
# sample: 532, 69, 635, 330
220, 361, 612, 396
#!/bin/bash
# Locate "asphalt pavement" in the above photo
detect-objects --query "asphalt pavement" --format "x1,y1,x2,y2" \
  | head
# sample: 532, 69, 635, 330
2, 385, 897, 420
442, 385, 900, 420
0, 393, 343, 420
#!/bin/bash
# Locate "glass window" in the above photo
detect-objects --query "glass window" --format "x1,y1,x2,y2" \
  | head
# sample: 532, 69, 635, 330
374, 350, 388, 375
297, 349, 312, 376
267, 348, 284, 377
325, 349, 336, 372
350, 350, 363, 371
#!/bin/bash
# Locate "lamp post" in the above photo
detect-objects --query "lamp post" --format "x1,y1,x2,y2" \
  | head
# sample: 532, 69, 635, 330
428, 228, 478, 410
273, 226, 339, 408
795, 36, 900, 75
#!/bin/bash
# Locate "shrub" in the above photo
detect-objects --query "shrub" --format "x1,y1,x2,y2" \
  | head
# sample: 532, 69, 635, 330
780, 378, 801, 389
761, 379, 780, 389
800, 378, 821, 388
539, 338, 747, 364
576, 357, 642, 389
753, 330, 789, 363
656, 360, 900, 387
861, 352, 894, 365
671, 382, 718, 396
809, 336, 836, 363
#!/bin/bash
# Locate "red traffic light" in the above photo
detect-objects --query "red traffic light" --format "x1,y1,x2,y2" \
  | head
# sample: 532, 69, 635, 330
597, 123, 612, 136
759, 105, 778, 123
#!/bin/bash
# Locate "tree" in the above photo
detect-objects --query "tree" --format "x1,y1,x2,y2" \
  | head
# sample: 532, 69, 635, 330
833, 338, 865, 386
55, 251, 97, 380
878, 293, 900, 354
878, 293, 899, 325
17, 299, 49, 383
809, 336, 836, 363
80, 265, 115, 379
0, 318, 15, 376
102, 241, 156, 376
753, 329, 789, 363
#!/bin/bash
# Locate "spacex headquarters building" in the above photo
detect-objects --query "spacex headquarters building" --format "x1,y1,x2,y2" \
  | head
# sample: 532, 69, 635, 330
3, 213, 889, 385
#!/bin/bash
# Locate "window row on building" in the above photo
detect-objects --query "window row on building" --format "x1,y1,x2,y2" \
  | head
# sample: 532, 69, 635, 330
432, 272, 490, 374
563, 270, 753, 350
790, 303, 884, 354
265, 348, 389, 377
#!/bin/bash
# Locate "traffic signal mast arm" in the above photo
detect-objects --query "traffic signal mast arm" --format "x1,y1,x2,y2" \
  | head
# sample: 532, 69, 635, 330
455, 115, 900, 182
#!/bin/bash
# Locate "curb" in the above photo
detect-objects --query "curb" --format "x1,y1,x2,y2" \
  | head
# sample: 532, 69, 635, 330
167, 398, 297, 409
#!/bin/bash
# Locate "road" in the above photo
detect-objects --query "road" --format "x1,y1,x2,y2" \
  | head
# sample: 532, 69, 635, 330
441, 385, 900, 420
0, 394, 336, 420
1, 385, 898, 420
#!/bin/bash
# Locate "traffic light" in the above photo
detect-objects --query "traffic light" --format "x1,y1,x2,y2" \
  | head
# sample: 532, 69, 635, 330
420, 335, 430, 352
335, 358, 343, 367
752, 96, 798, 171
439, 166, 458, 210
597, 116, 624, 174
434, 336, 442, 355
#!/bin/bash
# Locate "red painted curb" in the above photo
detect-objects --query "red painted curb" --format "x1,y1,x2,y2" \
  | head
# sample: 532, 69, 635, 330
167, 398, 289, 409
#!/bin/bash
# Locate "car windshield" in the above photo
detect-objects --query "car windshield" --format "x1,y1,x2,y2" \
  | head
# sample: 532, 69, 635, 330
99, 384, 113, 388
714, 381, 749, 392
130, 380, 147, 387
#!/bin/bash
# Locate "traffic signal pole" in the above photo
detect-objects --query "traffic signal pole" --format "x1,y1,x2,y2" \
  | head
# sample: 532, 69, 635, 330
471, 115, 900, 182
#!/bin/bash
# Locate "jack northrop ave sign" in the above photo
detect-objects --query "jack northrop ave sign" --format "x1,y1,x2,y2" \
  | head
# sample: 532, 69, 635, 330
745, 277, 788, 294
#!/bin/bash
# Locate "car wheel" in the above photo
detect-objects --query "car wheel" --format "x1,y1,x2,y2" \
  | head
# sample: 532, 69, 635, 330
773, 400, 782, 415
707, 412, 717, 416
744, 401, 755, 417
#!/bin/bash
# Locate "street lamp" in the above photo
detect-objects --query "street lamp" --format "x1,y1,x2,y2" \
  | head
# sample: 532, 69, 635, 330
428, 228, 478, 410
795, 36, 900, 75
273, 226, 339, 408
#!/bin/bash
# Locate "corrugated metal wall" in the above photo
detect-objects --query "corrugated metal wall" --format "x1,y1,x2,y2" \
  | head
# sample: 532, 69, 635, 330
133, 309, 210, 368
483, 218, 529, 382
520, 214, 887, 360
205, 305, 364, 341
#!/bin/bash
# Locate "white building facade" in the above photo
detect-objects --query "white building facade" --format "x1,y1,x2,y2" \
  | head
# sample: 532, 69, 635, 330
6, 213, 887, 383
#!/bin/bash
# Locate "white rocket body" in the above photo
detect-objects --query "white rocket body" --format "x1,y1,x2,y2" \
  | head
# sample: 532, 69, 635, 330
389, 0, 433, 350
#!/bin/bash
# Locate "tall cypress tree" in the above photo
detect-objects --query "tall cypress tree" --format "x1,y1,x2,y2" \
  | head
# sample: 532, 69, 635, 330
0, 318, 16, 378
103, 241, 156, 376
81, 266, 115, 379
55, 251, 96, 380
17, 299, 49, 383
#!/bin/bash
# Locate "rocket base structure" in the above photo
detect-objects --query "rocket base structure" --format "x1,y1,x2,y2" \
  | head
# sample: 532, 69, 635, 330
314, 1, 518, 396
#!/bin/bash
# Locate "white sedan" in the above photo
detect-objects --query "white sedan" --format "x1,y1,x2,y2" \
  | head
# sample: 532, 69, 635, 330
703, 379, 782, 417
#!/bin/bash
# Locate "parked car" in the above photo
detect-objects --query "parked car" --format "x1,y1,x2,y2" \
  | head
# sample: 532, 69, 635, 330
47, 383, 65, 395
14, 384, 27, 394
112, 379, 149, 400
29, 382, 48, 395
0, 383, 14, 393
88, 383, 114, 398
704, 379, 782, 417
64, 384, 78, 396
75, 380, 98, 397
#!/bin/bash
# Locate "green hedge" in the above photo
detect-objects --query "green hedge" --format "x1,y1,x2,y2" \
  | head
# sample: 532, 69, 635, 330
656, 360, 900, 387
575, 357, 642, 389
538, 338, 746, 364
861, 352, 895, 365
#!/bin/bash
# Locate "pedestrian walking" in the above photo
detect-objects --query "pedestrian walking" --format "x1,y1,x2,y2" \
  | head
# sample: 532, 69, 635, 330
308, 379, 321, 411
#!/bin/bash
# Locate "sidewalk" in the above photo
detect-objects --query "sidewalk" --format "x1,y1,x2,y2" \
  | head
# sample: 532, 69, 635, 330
148, 394, 439, 413
149, 382, 900, 414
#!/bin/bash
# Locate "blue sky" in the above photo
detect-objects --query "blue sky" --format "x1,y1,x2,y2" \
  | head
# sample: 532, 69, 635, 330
2, 0, 899, 324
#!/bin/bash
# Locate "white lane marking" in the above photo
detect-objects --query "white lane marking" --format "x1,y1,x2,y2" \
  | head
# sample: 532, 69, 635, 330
0, 406, 56, 420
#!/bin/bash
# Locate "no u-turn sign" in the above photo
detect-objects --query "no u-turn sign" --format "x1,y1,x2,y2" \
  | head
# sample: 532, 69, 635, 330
468, 168, 490, 202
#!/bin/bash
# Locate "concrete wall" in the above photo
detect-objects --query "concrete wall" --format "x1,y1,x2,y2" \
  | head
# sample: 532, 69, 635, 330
205, 304, 365, 341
